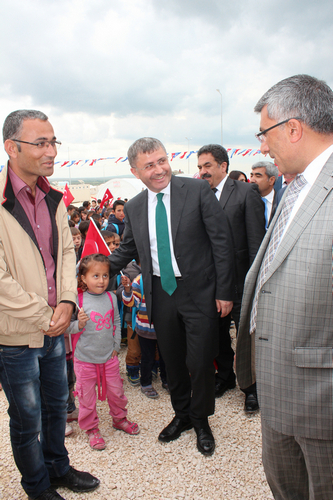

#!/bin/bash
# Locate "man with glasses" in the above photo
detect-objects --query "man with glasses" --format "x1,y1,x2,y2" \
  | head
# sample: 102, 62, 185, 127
109, 137, 234, 456
0, 110, 99, 500
236, 75, 333, 499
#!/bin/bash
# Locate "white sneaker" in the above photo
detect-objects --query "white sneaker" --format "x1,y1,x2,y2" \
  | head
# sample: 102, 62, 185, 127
65, 423, 73, 436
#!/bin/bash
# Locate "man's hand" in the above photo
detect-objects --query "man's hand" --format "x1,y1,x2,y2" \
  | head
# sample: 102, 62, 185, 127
216, 300, 233, 318
44, 302, 74, 337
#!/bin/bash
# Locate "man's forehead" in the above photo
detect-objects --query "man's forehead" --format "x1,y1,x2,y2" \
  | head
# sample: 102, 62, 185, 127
21, 118, 55, 138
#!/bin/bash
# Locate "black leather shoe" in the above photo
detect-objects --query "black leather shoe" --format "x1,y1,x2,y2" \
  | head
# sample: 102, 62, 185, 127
29, 487, 65, 500
215, 378, 236, 398
158, 417, 193, 442
244, 393, 259, 413
194, 426, 215, 456
50, 467, 100, 493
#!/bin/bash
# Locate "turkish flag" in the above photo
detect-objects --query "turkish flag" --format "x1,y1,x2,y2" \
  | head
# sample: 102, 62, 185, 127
100, 188, 114, 208
63, 183, 75, 207
81, 218, 111, 258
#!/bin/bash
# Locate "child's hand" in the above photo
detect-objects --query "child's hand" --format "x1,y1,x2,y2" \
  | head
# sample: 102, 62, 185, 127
121, 276, 131, 291
78, 308, 89, 330
111, 350, 118, 359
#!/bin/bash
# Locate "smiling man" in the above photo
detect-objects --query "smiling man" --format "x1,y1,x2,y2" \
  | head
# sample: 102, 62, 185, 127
108, 137, 234, 456
0, 110, 99, 500
236, 75, 333, 499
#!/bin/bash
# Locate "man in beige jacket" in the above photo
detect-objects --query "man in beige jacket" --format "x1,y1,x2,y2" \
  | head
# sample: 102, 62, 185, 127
0, 110, 99, 500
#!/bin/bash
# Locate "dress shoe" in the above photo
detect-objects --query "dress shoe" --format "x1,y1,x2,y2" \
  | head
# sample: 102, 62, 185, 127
50, 466, 100, 492
194, 426, 215, 456
158, 417, 193, 442
215, 378, 236, 398
244, 393, 259, 413
29, 487, 65, 499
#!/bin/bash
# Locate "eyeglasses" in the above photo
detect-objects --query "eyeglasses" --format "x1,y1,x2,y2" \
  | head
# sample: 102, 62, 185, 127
137, 157, 168, 171
255, 117, 302, 143
13, 139, 62, 149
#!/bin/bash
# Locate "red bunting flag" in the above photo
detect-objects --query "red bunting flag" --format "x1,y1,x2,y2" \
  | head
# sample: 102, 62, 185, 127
81, 219, 111, 259
62, 183, 75, 207
100, 188, 114, 209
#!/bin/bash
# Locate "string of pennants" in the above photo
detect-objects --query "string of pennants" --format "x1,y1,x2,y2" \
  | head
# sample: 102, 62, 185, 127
54, 148, 262, 168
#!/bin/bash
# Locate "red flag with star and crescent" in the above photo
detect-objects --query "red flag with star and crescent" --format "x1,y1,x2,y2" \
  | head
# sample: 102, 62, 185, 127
62, 183, 75, 207
81, 219, 111, 259
100, 188, 114, 209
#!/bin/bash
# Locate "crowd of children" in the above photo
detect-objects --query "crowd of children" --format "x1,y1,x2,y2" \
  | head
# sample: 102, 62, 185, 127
65, 198, 168, 451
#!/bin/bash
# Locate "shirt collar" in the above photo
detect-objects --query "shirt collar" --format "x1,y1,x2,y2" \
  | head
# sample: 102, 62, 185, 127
301, 144, 333, 187
147, 181, 171, 202
8, 165, 51, 198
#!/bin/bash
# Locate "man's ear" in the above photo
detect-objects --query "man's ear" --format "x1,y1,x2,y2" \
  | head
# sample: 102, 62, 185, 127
4, 139, 19, 159
288, 118, 303, 143
131, 167, 140, 179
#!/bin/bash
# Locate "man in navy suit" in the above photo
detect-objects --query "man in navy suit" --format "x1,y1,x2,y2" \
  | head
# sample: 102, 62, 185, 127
108, 137, 234, 456
197, 144, 265, 412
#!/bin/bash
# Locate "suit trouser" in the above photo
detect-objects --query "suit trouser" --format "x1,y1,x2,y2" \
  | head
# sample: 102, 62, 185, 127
261, 418, 333, 500
152, 276, 218, 425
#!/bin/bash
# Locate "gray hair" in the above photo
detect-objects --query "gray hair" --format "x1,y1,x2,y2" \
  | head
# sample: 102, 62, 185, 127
3, 110, 48, 143
252, 161, 278, 180
254, 74, 333, 134
127, 137, 166, 168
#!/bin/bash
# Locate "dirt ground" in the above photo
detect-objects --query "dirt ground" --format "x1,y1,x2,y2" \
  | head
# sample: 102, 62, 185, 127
0, 335, 273, 500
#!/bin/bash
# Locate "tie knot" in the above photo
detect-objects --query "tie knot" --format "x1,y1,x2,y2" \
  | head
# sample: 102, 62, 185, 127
157, 193, 164, 202
212, 187, 218, 193
293, 174, 307, 191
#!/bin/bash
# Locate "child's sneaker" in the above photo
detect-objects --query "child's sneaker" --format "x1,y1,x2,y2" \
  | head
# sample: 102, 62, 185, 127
141, 385, 159, 399
126, 365, 140, 386
113, 417, 140, 435
87, 428, 106, 450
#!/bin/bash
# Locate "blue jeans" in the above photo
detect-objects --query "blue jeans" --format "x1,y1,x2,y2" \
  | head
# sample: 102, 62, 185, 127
0, 335, 70, 499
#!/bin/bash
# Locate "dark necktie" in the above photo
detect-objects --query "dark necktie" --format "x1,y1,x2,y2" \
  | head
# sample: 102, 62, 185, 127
155, 193, 177, 296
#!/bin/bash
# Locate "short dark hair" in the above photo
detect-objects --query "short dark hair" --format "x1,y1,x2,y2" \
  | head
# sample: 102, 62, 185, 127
113, 200, 125, 210
197, 144, 229, 172
3, 110, 48, 143
82, 200, 90, 208
78, 220, 90, 236
229, 170, 247, 182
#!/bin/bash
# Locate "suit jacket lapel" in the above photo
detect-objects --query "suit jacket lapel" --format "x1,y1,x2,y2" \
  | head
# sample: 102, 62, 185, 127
219, 176, 234, 207
170, 176, 187, 245
263, 159, 333, 283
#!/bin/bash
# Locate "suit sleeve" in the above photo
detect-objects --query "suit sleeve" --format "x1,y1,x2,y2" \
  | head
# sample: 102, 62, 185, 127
200, 181, 235, 301
108, 204, 138, 276
245, 185, 266, 265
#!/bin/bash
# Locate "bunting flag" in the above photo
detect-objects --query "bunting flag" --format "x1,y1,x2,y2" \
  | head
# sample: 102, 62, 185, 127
81, 219, 111, 259
100, 188, 114, 209
62, 183, 75, 207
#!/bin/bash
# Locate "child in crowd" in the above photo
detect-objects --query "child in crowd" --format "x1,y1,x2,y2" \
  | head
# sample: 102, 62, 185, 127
79, 220, 90, 246
107, 200, 125, 237
66, 254, 139, 450
70, 227, 83, 263
121, 271, 168, 398
70, 210, 80, 227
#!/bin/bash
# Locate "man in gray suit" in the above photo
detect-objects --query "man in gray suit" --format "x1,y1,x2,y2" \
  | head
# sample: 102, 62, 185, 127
109, 137, 234, 456
236, 74, 333, 499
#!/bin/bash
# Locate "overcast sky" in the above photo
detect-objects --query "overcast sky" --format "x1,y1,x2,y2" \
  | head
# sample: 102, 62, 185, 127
1, 0, 333, 179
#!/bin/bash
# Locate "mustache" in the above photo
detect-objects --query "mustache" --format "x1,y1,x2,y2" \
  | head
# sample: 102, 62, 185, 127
201, 173, 211, 179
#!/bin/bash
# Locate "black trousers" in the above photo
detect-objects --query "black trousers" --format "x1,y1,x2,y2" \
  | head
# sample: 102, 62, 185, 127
152, 276, 218, 425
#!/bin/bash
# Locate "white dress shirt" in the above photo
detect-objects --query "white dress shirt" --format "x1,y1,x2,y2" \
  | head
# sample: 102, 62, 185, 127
213, 175, 228, 200
280, 144, 333, 241
147, 183, 181, 277
262, 189, 275, 224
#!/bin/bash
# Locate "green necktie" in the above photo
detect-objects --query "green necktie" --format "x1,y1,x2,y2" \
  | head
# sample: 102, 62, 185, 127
155, 193, 177, 295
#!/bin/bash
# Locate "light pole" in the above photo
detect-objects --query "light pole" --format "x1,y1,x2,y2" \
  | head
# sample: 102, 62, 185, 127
185, 137, 191, 174
216, 89, 223, 146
